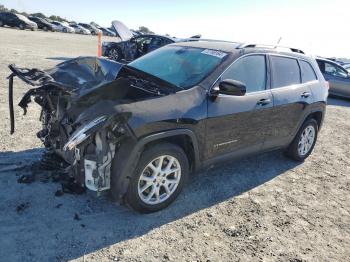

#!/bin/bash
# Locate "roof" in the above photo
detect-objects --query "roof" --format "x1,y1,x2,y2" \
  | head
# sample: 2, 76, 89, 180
172, 40, 312, 60
172, 40, 242, 53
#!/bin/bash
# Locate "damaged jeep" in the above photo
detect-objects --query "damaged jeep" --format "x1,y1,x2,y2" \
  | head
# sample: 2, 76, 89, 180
7, 41, 328, 212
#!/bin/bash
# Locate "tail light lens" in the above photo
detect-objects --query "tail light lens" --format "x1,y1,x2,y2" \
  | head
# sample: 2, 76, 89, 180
325, 81, 329, 90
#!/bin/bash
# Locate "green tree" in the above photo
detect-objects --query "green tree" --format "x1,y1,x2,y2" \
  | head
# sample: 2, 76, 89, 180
138, 26, 154, 35
31, 12, 47, 19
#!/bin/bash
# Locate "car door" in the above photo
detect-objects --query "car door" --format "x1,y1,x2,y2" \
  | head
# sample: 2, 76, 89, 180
206, 54, 274, 159
322, 61, 350, 97
6, 13, 16, 26
263, 55, 314, 149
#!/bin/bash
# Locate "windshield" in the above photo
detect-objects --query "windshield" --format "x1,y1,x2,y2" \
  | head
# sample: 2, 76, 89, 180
128, 46, 227, 89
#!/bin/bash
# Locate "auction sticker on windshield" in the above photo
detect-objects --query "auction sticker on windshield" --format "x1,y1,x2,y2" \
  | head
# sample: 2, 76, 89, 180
201, 49, 227, 58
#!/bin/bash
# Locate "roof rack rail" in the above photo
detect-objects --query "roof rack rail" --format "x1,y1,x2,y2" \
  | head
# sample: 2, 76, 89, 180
237, 43, 305, 54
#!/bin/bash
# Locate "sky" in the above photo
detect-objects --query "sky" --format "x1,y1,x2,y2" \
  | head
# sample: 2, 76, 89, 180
1, 0, 350, 58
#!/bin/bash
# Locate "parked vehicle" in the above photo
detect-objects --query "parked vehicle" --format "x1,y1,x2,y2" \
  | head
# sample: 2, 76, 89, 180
0, 12, 37, 31
7, 41, 327, 212
69, 24, 91, 35
342, 63, 350, 73
316, 57, 350, 98
51, 21, 75, 33
102, 20, 176, 62
78, 23, 101, 35
28, 16, 58, 31
98, 26, 116, 37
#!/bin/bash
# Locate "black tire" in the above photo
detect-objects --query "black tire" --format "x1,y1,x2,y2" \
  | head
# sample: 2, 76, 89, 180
43, 26, 48, 31
125, 143, 189, 213
0, 21, 4, 27
285, 118, 318, 161
63, 28, 67, 33
19, 24, 25, 30
108, 47, 122, 61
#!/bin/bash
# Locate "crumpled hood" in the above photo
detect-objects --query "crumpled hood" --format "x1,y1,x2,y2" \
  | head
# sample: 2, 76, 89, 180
9, 56, 123, 92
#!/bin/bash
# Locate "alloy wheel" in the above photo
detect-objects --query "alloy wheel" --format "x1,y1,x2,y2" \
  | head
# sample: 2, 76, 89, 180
137, 155, 181, 205
297, 125, 316, 156
109, 49, 119, 61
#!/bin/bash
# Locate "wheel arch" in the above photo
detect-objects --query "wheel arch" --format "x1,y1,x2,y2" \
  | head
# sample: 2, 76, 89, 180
110, 129, 200, 202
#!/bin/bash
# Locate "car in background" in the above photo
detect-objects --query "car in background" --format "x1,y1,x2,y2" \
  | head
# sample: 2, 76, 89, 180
28, 16, 58, 31
69, 23, 91, 35
102, 20, 177, 62
0, 12, 38, 31
316, 57, 350, 98
78, 23, 101, 35
98, 26, 116, 37
342, 63, 350, 73
51, 21, 75, 33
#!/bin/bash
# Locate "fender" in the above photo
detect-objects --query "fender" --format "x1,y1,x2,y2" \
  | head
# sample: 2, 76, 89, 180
290, 102, 326, 142
110, 129, 200, 202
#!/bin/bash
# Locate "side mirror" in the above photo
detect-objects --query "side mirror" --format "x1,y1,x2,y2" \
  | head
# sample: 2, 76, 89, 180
212, 79, 246, 96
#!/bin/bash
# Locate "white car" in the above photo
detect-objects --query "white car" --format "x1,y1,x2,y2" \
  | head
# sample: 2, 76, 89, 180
51, 21, 75, 33
70, 24, 91, 35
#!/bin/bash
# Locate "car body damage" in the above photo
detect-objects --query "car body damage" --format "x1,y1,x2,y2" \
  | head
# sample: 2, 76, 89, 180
6, 41, 328, 211
8, 56, 184, 194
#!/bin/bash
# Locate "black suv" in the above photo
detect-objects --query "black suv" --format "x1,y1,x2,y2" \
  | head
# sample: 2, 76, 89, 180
0, 12, 37, 30
7, 41, 328, 212
28, 16, 56, 31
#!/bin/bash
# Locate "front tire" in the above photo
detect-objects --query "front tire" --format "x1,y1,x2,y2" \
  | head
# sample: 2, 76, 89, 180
108, 48, 122, 61
125, 143, 189, 213
286, 118, 318, 161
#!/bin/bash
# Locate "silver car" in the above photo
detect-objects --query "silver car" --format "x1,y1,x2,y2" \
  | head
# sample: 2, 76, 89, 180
316, 57, 350, 98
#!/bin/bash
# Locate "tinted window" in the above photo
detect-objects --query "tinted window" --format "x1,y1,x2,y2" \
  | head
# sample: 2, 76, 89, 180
271, 56, 301, 88
324, 62, 348, 78
300, 60, 317, 83
221, 55, 266, 93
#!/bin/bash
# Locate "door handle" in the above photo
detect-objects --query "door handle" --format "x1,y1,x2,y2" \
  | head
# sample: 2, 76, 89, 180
301, 92, 311, 98
257, 98, 271, 106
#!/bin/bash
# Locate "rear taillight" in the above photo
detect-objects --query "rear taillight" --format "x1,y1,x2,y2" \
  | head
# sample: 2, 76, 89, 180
325, 81, 329, 90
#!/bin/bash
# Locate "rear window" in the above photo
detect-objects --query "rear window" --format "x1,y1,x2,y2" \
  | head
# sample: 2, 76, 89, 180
271, 56, 301, 88
300, 60, 317, 83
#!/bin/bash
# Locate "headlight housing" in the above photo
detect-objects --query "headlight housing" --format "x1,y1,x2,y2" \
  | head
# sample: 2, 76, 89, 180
63, 116, 107, 151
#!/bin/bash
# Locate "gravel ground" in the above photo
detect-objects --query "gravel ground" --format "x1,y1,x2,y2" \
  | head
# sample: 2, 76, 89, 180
0, 27, 349, 262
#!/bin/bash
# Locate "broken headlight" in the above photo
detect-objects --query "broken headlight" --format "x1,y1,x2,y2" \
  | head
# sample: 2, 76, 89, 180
63, 116, 107, 151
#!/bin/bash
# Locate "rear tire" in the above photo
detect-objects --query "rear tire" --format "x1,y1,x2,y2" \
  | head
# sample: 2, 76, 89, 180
125, 143, 189, 213
19, 24, 25, 30
285, 118, 318, 161
43, 26, 48, 31
0, 21, 4, 27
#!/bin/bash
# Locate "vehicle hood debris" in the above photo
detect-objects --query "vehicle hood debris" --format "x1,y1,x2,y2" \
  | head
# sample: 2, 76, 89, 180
111, 20, 133, 41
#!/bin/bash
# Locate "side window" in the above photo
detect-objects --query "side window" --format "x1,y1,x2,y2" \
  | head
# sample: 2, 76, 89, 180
324, 62, 348, 78
271, 56, 301, 88
221, 55, 266, 93
300, 60, 317, 83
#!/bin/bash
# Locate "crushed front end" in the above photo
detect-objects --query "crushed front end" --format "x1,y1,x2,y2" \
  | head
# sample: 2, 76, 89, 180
7, 57, 130, 193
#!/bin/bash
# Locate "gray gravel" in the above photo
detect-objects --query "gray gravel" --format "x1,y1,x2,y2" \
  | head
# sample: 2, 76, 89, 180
0, 27, 349, 262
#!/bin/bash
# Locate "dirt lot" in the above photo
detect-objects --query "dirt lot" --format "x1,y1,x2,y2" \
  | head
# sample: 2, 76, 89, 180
0, 27, 349, 262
